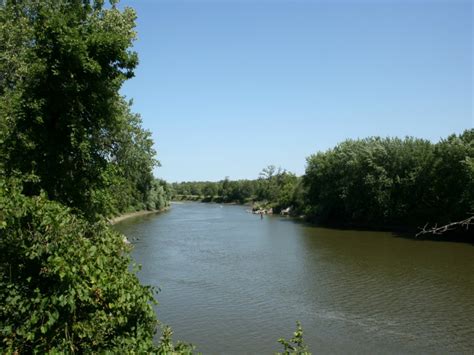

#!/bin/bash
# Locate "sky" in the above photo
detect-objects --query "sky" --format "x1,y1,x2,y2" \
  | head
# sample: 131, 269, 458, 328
119, 0, 472, 182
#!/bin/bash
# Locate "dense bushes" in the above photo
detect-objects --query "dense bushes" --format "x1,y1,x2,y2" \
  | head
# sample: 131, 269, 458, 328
0, 179, 158, 352
304, 130, 473, 227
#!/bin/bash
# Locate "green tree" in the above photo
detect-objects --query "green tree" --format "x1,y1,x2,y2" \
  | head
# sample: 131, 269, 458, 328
275, 172, 298, 210
203, 182, 218, 198
147, 179, 172, 211
431, 130, 474, 224
105, 99, 158, 215
0, 1, 187, 352
303, 132, 473, 228
0, 0, 143, 220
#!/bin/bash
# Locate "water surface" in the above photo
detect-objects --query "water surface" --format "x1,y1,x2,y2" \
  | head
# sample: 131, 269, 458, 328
115, 202, 474, 354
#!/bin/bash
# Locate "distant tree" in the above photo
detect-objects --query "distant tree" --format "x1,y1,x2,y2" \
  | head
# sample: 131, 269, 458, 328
257, 165, 279, 201
203, 182, 218, 198
275, 172, 298, 209
259, 165, 278, 180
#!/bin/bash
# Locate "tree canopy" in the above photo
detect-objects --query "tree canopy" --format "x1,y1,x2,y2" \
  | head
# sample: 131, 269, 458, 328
0, 0, 161, 220
303, 131, 473, 228
0, 1, 183, 352
172, 130, 473, 234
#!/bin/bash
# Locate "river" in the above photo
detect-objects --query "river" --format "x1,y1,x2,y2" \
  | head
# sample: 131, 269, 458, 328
115, 202, 474, 354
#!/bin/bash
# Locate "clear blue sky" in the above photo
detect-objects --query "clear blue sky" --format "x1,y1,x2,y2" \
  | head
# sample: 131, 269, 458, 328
119, 0, 472, 182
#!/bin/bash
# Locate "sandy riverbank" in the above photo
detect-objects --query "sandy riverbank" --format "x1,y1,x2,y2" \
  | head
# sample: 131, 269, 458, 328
109, 208, 169, 225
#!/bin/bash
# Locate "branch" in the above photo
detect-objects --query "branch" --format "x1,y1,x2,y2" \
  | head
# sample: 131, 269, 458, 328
416, 215, 474, 237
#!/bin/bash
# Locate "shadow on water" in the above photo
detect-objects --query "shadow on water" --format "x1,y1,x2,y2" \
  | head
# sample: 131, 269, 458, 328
392, 230, 474, 245
275, 215, 473, 245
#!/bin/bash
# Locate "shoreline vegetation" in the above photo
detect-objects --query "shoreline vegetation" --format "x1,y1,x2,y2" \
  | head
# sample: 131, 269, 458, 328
1, 1, 297, 352
170, 131, 473, 241
109, 207, 170, 225
0, 0, 471, 354
0, 2, 188, 353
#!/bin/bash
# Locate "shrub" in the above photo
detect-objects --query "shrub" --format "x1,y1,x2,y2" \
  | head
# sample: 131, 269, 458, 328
0, 178, 158, 352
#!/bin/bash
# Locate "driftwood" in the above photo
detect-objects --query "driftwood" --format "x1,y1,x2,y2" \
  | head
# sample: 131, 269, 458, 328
416, 215, 474, 237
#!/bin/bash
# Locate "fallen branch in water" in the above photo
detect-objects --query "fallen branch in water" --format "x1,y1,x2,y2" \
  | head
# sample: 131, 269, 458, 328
416, 215, 474, 237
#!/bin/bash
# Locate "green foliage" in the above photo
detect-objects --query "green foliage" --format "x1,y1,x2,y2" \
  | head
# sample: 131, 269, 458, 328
256, 166, 299, 210
0, 0, 157, 220
0, 1, 180, 352
147, 179, 172, 211
171, 166, 300, 211
431, 130, 474, 222
220, 178, 255, 203
202, 182, 218, 198
276, 321, 310, 355
156, 325, 195, 355
105, 99, 159, 215
303, 131, 473, 227
0, 178, 158, 352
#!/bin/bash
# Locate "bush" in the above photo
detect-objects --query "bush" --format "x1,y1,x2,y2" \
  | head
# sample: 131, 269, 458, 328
0, 179, 158, 352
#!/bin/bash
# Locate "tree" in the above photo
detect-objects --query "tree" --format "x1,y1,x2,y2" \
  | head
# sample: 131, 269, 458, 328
0, 0, 144, 220
431, 130, 474, 224
303, 131, 473, 228
203, 182, 218, 198
0, 1, 185, 352
105, 99, 158, 215
257, 165, 280, 202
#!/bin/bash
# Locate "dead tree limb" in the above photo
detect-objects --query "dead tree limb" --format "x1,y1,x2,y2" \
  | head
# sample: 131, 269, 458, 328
416, 215, 474, 237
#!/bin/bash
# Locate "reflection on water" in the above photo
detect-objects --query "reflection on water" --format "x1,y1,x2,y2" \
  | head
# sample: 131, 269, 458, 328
115, 202, 474, 354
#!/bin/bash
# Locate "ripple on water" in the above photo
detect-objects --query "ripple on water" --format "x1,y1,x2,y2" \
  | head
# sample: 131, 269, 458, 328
115, 203, 474, 354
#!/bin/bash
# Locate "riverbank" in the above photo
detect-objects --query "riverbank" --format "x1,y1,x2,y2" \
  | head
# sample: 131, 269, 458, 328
173, 199, 472, 242
172, 196, 253, 206
109, 207, 169, 225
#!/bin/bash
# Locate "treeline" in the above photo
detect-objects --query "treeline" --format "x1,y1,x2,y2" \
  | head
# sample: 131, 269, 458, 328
0, 1, 185, 353
172, 166, 303, 212
304, 132, 473, 229
173, 130, 473, 231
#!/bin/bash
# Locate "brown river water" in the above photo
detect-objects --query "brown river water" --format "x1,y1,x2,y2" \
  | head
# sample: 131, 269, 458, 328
115, 202, 474, 354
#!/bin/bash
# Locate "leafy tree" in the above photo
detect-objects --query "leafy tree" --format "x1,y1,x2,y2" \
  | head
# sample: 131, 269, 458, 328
0, 0, 147, 220
0, 1, 186, 352
303, 131, 473, 228
203, 182, 218, 198
274, 173, 298, 209
255, 166, 299, 210
431, 130, 474, 224
147, 179, 172, 211
256, 165, 281, 202
105, 99, 158, 215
